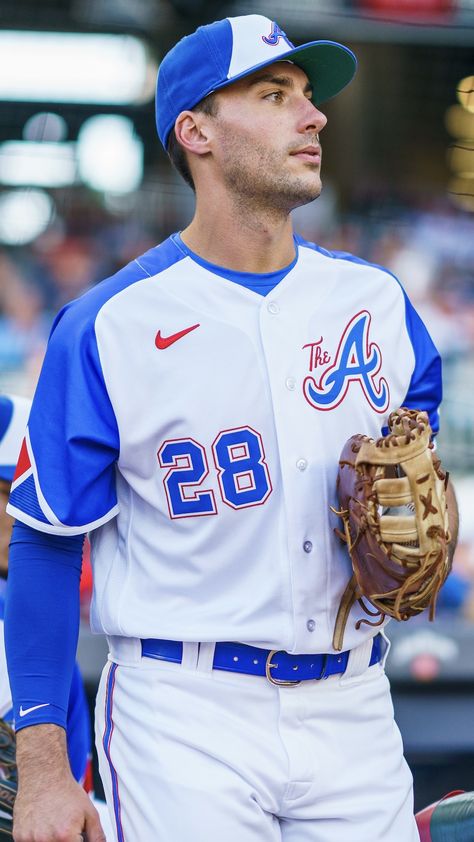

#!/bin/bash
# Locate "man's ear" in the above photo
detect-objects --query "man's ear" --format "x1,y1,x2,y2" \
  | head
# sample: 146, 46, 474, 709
174, 111, 212, 157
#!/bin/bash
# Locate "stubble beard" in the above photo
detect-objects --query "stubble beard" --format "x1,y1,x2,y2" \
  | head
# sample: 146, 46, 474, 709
218, 132, 322, 217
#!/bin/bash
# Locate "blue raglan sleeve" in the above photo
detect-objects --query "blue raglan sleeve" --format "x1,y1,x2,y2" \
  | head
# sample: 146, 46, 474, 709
7, 297, 120, 534
400, 289, 442, 435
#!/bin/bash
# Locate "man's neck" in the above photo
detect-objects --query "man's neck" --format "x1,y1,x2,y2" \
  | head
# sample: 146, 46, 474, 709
181, 191, 297, 274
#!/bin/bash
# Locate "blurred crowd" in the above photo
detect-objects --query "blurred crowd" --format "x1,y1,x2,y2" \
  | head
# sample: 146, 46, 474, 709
1, 185, 474, 621
2, 189, 474, 375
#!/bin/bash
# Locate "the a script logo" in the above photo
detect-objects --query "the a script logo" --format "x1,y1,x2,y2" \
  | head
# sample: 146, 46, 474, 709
302, 311, 389, 412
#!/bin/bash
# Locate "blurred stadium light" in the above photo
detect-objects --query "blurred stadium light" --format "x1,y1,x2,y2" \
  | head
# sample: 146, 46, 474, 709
0, 141, 77, 188
0, 189, 54, 245
448, 143, 474, 174
0, 31, 157, 104
457, 73, 474, 111
0, 115, 144, 193
77, 115, 144, 193
446, 104, 474, 136
23, 113, 68, 143
445, 73, 474, 210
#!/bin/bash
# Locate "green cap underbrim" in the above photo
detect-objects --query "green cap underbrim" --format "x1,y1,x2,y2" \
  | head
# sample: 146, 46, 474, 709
286, 41, 357, 105
207, 40, 357, 111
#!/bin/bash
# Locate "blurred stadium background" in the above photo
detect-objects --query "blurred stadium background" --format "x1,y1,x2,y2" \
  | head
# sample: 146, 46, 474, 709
0, 0, 473, 812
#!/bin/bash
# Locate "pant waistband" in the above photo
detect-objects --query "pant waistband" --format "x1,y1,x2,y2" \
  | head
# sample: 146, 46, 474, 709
140, 635, 383, 685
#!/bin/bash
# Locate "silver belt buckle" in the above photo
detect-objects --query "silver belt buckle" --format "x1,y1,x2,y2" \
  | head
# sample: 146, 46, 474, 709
265, 650, 301, 687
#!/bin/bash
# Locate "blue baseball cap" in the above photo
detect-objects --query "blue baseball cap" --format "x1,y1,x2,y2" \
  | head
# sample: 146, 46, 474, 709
156, 13, 357, 150
0, 395, 31, 482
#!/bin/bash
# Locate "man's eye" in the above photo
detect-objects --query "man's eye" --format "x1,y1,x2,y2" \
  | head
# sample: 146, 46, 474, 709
265, 91, 284, 102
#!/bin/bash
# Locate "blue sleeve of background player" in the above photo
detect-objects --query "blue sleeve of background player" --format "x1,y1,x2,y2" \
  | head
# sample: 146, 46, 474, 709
400, 289, 442, 435
4, 522, 84, 732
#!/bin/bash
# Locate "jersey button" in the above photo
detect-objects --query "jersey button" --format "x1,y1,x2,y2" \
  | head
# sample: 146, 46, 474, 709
267, 301, 280, 314
306, 619, 316, 632
285, 377, 296, 391
296, 458, 308, 471
303, 540, 313, 553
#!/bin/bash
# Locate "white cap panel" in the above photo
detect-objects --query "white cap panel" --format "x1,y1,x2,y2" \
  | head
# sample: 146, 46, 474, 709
227, 15, 294, 80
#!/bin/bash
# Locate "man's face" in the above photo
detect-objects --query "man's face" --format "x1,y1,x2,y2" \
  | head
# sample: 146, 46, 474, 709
208, 62, 327, 212
0, 479, 13, 577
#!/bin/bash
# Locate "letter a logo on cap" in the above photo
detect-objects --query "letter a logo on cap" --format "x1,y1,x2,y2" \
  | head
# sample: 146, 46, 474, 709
262, 22, 293, 48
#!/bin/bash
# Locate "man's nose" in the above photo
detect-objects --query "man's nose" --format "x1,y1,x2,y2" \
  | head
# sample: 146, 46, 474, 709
301, 100, 327, 133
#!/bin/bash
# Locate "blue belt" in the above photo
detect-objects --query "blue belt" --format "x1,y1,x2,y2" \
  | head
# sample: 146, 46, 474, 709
141, 635, 383, 686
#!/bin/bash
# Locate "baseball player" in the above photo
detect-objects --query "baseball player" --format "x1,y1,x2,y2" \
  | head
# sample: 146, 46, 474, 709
4, 14, 458, 842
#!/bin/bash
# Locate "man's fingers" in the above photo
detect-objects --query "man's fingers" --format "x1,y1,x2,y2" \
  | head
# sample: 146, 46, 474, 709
84, 829, 107, 842
84, 810, 107, 842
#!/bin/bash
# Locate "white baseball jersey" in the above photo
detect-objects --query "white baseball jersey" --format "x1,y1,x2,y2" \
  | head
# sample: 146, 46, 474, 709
7, 233, 441, 654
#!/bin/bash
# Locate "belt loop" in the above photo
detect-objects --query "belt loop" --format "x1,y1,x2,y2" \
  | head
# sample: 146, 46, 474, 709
339, 638, 374, 684
181, 642, 200, 670
196, 642, 216, 673
107, 636, 142, 665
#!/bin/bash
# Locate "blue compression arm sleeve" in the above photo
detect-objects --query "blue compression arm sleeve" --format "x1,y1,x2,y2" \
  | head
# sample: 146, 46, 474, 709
4, 522, 85, 732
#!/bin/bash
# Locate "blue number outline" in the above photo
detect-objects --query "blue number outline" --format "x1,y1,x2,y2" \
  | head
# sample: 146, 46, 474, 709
158, 438, 217, 519
212, 426, 273, 510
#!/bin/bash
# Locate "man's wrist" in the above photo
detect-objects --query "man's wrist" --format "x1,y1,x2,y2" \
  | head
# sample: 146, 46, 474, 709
15, 723, 70, 782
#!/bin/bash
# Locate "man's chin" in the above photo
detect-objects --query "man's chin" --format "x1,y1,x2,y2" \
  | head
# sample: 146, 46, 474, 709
289, 180, 322, 208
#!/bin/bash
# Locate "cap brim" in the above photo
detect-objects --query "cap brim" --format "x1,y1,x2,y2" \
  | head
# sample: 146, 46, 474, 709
287, 41, 357, 105
212, 39, 356, 107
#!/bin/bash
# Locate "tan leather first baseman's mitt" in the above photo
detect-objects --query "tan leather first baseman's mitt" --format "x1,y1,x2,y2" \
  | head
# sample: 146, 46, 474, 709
332, 408, 451, 651
0, 719, 17, 839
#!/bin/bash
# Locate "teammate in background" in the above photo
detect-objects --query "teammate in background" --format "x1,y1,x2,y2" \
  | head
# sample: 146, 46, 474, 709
4, 14, 458, 842
0, 395, 91, 783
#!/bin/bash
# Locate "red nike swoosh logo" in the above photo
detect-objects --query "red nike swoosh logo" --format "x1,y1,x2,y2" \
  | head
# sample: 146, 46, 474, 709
155, 323, 200, 349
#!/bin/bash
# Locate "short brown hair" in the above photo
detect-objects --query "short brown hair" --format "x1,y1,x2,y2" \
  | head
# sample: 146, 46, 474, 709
167, 92, 219, 191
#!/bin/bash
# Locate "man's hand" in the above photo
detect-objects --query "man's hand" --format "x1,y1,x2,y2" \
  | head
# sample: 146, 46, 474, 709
13, 724, 107, 842
13, 775, 106, 842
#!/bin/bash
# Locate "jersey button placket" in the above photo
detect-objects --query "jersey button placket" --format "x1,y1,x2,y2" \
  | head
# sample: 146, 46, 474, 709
262, 295, 310, 650
306, 619, 316, 632
303, 540, 313, 553
267, 301, 280, 315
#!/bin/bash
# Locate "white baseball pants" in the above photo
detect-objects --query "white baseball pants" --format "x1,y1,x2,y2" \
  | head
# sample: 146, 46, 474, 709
95, 637, 420, 842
